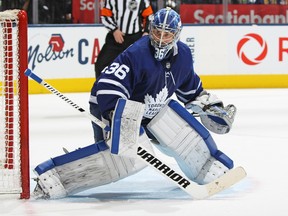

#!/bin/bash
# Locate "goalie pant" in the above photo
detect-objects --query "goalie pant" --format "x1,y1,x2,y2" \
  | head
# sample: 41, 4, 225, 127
33, 100, 233, 199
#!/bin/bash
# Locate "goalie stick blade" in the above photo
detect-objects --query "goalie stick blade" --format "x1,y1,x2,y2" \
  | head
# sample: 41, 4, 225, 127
138, 145, 246, 200
187, 166, 247, 199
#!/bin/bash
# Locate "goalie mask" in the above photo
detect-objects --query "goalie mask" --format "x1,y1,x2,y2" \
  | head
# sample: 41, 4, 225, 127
149, 7, 182, 61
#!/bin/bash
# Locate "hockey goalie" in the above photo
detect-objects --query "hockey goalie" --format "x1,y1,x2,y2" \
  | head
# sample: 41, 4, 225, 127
33, 7, 242, 199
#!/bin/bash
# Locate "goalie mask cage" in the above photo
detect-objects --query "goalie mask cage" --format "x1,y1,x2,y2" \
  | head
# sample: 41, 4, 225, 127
0, 10, 29, 199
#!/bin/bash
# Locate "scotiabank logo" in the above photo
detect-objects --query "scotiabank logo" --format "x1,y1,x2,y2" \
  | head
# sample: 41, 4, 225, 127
237, 33, 268, 65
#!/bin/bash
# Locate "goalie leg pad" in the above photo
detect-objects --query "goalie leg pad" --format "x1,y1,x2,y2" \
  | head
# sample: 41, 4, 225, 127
110, 98, 145, 158
33, 139, 153, 199
147, 99, 233, 184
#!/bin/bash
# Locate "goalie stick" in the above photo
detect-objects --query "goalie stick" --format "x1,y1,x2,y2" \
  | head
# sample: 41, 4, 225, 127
25, 68, 247, 199
25, 70, 110, 132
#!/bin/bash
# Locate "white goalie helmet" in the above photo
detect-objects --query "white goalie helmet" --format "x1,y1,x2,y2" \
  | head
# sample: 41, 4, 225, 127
149, 7, 182, 61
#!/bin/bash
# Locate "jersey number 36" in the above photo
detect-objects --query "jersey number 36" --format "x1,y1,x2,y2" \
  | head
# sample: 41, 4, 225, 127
154, 48, 166, 60
104, 62, 129, 80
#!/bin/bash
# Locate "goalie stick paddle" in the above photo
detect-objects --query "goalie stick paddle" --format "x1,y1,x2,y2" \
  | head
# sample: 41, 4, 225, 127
25, 68, 247, 199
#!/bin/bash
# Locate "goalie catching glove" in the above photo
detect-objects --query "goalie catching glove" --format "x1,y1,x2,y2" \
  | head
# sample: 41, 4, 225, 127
185, 90, 237, 134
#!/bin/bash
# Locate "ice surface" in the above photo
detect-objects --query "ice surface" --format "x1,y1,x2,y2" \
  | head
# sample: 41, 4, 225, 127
1, 89, 288, 216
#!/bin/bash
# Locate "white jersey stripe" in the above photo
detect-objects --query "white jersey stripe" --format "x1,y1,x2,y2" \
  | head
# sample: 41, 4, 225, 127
98, 78, 130, 98
96, 90, 128, 100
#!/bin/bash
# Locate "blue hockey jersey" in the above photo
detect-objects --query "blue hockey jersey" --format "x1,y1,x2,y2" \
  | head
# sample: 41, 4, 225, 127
90, 36, 203, 120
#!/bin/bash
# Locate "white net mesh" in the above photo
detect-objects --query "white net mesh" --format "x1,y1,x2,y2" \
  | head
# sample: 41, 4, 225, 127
0, 10, 22, 194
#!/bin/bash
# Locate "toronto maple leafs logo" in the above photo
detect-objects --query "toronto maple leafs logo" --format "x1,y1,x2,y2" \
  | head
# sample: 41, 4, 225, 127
144, 86, 169, 119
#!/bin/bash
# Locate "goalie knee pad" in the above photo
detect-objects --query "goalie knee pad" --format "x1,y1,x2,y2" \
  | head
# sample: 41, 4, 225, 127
147, 99, 233, 184
33, 140, 152, 199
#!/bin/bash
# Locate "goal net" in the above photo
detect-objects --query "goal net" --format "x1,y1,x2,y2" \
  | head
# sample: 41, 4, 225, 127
0, 10, 29, 199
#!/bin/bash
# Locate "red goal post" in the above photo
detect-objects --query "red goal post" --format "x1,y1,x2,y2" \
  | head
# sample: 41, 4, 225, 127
0, 10, 29, 199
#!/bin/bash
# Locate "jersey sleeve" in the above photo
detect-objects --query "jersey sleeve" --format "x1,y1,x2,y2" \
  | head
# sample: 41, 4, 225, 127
175, 71, 203, 104
174, 46, 204, 104
91, 50, 138, 120
175, 52, 203, 104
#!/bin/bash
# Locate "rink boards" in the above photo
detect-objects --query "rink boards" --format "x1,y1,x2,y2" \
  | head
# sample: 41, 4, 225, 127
27, 24, 288, 93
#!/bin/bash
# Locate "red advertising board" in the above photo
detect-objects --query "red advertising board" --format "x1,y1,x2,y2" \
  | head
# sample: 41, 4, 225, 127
72, 0, 96, 23
180, 4, 288, 24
